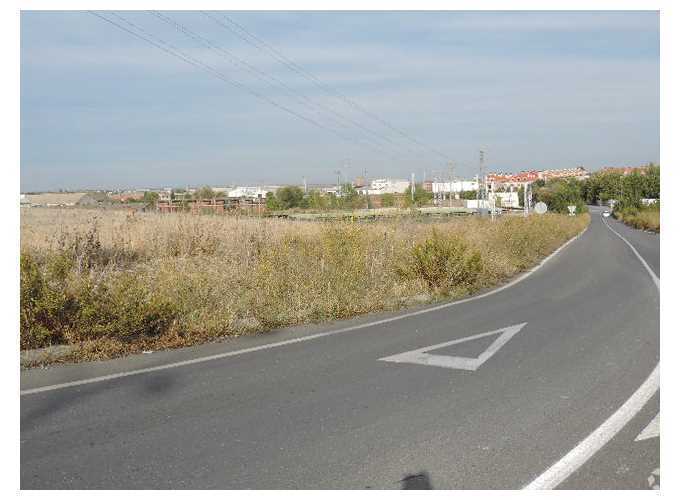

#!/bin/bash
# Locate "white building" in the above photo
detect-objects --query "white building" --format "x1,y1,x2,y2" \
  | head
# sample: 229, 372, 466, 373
322, 186, 341, 197
491, 191, 520, 208
159, 189, 173, 202
227, 186, 270, 199
464, 192, 520, 209
431, 180, 479, 194
358, 178, 411, 195
464, 199, 490, 209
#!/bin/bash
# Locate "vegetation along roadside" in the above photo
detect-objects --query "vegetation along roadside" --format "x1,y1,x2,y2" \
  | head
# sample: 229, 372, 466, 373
20, 209, 589, 366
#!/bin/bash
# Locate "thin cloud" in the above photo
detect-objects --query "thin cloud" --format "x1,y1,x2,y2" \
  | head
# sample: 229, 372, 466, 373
20, 11, 659, 192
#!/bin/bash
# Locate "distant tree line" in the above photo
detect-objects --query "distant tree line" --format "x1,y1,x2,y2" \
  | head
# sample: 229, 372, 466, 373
401, 184, 433, 207
139, 165, 660, 216
532, 178, 587, 214
141, 186, 227, 208
580, 164, 659, 208
266, 184, 407, 211
527, 163, 659, 214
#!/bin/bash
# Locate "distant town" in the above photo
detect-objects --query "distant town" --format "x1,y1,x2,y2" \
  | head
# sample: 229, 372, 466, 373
19, 164, 650, 213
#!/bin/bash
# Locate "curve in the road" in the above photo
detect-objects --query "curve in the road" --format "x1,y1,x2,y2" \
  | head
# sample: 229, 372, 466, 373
525, 214, 659, 489
20, 210, 659, 489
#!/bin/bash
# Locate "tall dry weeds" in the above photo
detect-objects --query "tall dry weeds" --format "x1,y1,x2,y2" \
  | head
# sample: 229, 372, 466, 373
20, 207, 589, 362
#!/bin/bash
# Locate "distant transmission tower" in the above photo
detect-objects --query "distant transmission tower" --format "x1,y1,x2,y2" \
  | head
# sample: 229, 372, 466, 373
448, 160, 454, 207
411, 172, 416, 202
478, 150, 486, 215
334, 169, 342, 197
364, 167, 369, 209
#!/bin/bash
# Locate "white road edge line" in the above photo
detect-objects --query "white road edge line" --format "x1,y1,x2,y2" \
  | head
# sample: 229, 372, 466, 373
601, 216, 660, 290
21, 224, 588, 397
524, 214, 659, 490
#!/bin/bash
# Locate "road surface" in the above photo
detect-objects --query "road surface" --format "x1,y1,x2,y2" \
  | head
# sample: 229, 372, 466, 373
20, 207, 659, 489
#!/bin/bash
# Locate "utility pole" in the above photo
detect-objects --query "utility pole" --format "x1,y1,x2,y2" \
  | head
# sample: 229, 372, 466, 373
448, 161, 454, 207
490, 180, 496, 222
364, 167, 369, 209
303, 177, 307, 194
524, 181, 533, 216
334, 169, 342, 198
411, 172, 416, 203
433, 170, 439, 206
478, 150, 486, 216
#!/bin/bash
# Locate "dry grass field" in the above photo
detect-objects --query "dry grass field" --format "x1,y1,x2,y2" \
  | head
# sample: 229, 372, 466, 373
20, 208, 589, 364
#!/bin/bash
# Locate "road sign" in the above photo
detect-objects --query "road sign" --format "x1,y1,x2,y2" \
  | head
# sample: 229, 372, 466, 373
534, 202, 547, 215
568, 205, 576, 216
379, 323, 527, 371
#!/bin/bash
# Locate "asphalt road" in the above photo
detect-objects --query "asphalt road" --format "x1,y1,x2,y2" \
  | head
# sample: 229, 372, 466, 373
20, 207, 659, 489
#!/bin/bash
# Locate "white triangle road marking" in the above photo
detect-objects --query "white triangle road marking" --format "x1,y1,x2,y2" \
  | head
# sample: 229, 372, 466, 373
635, 412, 659, 442
379, 323, 527, 371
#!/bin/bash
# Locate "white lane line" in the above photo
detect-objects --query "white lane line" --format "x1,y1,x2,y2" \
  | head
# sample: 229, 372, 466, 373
525, 215, 659, 490
601, 216, 659, 289
21, 226, 588, 397
525, 365, 659, 490
635, 412, 660, 442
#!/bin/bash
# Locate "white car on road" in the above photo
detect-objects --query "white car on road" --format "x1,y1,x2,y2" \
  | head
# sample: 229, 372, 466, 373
603, 211, 611, 217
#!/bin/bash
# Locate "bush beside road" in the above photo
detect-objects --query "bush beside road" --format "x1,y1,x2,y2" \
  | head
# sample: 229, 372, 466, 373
20, 208, 589, 365
614, 205, 660, 233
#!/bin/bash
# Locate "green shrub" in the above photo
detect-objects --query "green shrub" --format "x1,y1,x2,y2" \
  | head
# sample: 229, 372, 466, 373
251, 224, 378, 326
400, 230, 483, 294
614, 204, 660, 232
381, 193, 396, 207
20, 250, 178, 349
20, 252, 75, 349
534, 179, 587, 214
69, 274, 178, 344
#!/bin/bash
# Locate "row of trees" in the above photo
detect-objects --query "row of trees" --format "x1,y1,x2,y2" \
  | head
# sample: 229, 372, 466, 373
527, 164, 659, 214
142, 186, 226, 207
402, 184, 432, 207
172, 186, 226, 200
533, 178, 587, 214
143, 184, 512, 211
581, 164, 659, 208
266, 183, 440, 211
265, 184, 483, 211
141, 165, 660, 215
265, 184, 372, 211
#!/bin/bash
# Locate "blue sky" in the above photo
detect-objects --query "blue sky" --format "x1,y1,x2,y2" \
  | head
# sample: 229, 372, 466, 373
21, 11, 659, 191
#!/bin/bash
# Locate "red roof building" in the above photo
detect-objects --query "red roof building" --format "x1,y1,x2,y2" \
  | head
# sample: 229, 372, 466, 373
488, 167, 588, 187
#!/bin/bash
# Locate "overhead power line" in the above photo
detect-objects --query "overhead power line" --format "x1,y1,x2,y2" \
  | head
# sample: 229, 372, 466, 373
89, 11, 400, 160
149, 11, 404, 158
207, 11, 452, 162
199, 11, 423, 159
